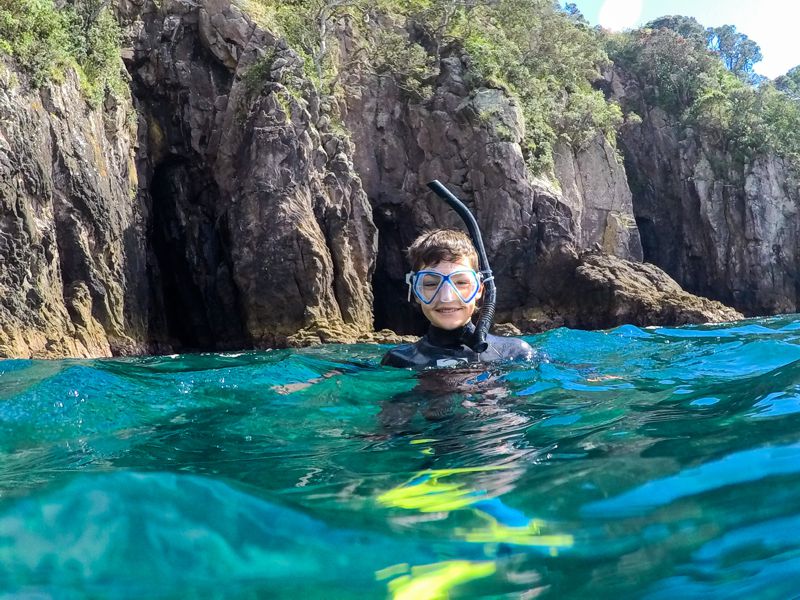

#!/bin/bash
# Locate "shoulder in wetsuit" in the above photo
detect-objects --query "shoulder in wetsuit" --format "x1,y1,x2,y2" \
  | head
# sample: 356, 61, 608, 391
381, 323, 534, 369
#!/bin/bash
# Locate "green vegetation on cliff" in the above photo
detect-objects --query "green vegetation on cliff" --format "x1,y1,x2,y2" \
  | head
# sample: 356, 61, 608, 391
609, 18, 800, 169
0, 0, 124, 105
3, 0, 796, 173
418, 0, 623, 170
244, 0, 799, 173
775, 65, 800, 102
245, 0, 622, 174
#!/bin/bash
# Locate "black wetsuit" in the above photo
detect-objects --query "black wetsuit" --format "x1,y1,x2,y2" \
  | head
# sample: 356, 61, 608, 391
381, 323, 534, 369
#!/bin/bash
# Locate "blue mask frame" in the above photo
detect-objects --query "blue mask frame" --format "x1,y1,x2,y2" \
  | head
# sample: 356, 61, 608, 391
405, 269, 482, 305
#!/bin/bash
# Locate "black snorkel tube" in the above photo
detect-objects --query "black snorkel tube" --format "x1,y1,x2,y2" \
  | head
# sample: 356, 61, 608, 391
427, 180, 496, 353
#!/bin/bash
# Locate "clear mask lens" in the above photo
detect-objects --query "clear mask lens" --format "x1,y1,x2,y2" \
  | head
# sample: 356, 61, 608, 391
410, 270, 480, 304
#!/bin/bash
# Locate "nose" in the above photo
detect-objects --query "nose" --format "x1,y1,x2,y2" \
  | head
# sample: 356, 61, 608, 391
437, 281, 457, 303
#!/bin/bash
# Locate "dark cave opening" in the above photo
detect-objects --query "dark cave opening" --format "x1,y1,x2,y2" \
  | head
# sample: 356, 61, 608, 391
371, 205, 428, 336
149, 159, 246, 352
634, 216, 659, 265
372, 262, 428, 336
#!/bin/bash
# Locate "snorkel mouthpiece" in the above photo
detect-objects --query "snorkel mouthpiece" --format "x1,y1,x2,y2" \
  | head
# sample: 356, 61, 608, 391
426, 180, 497, 353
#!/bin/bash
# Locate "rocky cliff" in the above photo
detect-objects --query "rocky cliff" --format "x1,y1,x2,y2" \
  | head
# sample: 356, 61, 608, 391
0, 62, 147, 358
0, 0, 744, 358
553, 136, 643, 261
609, 68, 800, 318
343, 53, 580, 334
339, 22, 733, 335
123, 0, 377, 349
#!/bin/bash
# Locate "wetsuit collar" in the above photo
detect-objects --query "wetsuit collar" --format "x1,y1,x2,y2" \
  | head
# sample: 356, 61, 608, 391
426, 322, 476, 349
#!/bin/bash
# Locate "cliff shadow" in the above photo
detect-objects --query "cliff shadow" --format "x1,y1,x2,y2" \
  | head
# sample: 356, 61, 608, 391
149, 158, 247, 352
372, 204, 428, 336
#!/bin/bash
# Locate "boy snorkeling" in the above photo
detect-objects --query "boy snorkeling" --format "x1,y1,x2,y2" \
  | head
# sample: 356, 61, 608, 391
381, 227, 533, 369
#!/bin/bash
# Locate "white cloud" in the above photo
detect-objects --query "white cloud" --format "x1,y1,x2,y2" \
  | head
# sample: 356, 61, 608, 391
598, 0, 643, 31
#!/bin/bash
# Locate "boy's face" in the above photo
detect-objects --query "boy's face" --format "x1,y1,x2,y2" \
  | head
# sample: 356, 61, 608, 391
415, 257, 482, 330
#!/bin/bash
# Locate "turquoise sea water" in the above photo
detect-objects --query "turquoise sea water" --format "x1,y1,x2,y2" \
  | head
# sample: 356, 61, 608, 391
3, 316, 800, 598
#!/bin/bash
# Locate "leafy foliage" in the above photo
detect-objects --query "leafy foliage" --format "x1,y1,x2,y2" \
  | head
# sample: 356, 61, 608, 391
0, 0, 73, 87
610, 24, 800, 170
0, 0, 124, 105
775, 65, 800, 102
248, 0, 622, 174
608, 27, 719, 114
706, 24, 762, 84
640, 17, 764, 85
438, 0, 622, 168
242, 1, 797, 173
643, 15, 707, 46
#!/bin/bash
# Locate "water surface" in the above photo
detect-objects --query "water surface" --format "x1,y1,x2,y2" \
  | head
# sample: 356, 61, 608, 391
3, 316, 800, 598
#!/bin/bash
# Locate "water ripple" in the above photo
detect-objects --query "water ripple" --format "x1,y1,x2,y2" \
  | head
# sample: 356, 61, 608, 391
3, 316, 800, 597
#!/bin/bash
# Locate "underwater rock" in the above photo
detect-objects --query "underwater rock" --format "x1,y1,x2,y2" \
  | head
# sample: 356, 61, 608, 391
0, 471, 444, 596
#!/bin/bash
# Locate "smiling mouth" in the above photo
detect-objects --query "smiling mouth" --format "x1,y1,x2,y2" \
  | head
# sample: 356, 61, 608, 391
435, 307, 462, 313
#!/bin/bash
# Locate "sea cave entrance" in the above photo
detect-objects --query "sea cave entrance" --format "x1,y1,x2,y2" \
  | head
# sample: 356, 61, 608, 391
149, 159, 246, 352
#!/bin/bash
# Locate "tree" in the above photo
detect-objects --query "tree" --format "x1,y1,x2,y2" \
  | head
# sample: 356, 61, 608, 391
706, 24, 762, 83
775, 65, 800, 102
609, 27, 718, 114
563, 2, 589, 26
644, 15, 706, 47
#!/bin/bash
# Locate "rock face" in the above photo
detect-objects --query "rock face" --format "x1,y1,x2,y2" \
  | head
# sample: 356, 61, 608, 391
343, 53, 582, 334
0, 0, 382, 358
341, 46, 715, 337
124, 0, 378, 348
504, 250, 743, 332
611, 69, 800, 316
0, 62, 149, 358
564, 251, 742, 329
0, 0, 750, 358
553, 136, 643, 261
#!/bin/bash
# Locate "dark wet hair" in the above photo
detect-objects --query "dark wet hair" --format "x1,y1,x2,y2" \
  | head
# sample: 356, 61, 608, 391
406, 229, 479, 271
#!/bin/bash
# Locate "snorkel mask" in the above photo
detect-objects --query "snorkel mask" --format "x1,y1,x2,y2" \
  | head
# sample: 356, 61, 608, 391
423, 181, 497, 353
406, 269, 483, 305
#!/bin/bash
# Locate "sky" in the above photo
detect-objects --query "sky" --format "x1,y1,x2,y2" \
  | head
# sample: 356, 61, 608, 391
565, 0, 800, 78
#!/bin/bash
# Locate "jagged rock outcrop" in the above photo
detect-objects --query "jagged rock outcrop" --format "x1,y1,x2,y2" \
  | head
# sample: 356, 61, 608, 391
0, 0, 748, 358
123, 0, 378, 348
503, 249, 743, 332
522, 251, 742, 330
573, 252, 742, 327
610, 68, 800, 316
0, 0, 381, 358
0, 62, 150, 358
553, 136, 643, 260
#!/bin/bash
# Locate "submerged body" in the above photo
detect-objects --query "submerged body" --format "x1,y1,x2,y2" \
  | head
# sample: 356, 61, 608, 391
381, 324, 534, 369
384, 224, 531, 370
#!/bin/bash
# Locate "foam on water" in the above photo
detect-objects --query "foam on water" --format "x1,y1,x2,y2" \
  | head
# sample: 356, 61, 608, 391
3, 316, 800, 597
